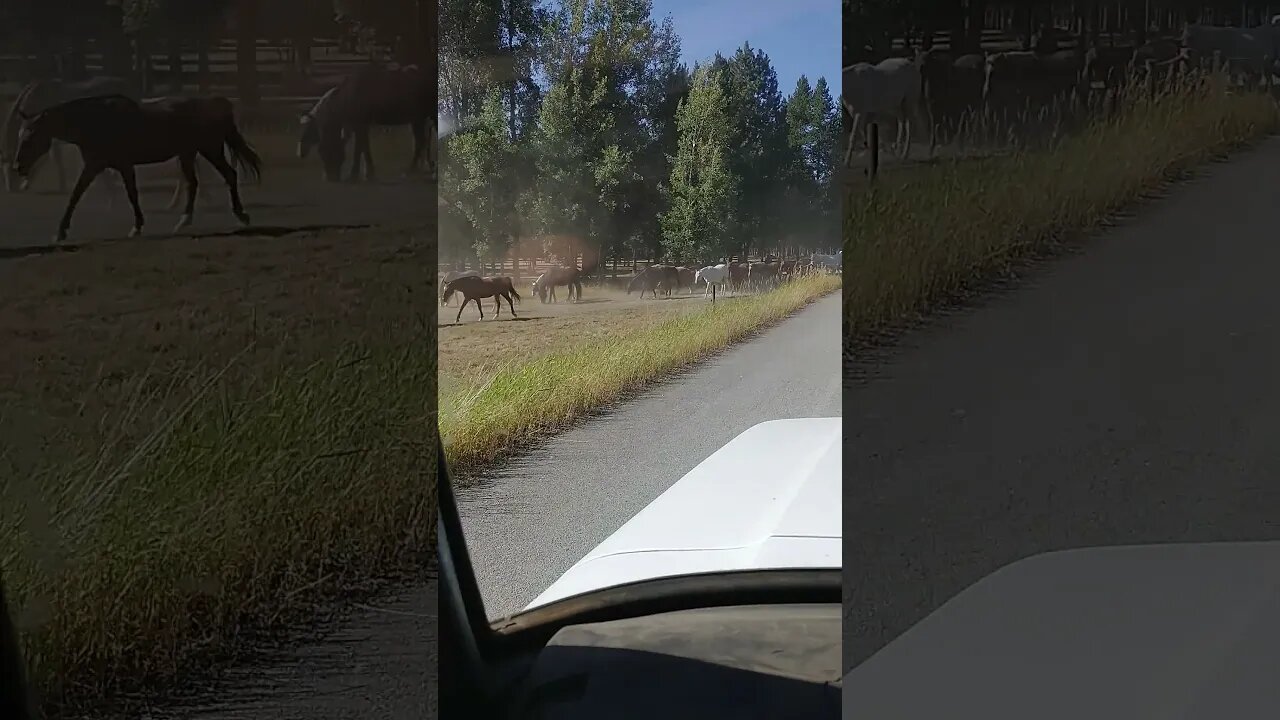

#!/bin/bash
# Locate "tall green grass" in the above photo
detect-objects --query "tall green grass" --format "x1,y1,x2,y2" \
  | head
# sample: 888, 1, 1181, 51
845, 68, 1280, 339
1, 330, 436, 712
440, 274, 842, 471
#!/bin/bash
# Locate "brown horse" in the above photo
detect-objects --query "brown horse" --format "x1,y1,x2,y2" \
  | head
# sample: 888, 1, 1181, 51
533, 265, 584, 303
13, 94, 260, 243
628, 264, 679, 299
675, 266, 696, 294
442, 275, 521, 322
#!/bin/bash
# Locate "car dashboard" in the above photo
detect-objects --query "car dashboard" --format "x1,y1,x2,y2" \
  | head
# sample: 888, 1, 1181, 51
504, 602, 842, 719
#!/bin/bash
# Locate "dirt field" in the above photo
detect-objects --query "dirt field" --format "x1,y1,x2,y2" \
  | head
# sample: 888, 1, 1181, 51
438, 286, 769, 390
0, 224, 431, 475
0, 127, 426, 249
0, 142, 428, 472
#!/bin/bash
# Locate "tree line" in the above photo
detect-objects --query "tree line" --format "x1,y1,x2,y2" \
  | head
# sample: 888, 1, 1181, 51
844, 1, 1280, 64
440, 0, 840, 272
0, 1, 433, 104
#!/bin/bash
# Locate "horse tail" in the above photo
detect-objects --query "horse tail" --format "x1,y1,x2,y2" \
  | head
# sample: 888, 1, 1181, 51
211, 98, 261, 182
224, 125, 262, 182
508, 279, 522, 303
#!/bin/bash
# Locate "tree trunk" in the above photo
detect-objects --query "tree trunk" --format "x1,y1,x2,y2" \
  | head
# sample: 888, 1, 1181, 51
135, 34, 151, 95
236, 0, 260, 108
950, 0, 967, 53
168, 33, 183, 93
967, 0, 987, 54
197, 31, 211, 93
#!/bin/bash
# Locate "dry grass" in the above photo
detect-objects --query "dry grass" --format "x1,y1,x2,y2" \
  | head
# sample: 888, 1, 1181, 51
438, 288, 715, 383
0, 227, 436, 712
844, 69, 1280, 341
439, 274, 842, 472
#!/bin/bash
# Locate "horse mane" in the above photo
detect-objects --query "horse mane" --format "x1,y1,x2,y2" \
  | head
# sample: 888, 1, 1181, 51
1, 81, 40, 162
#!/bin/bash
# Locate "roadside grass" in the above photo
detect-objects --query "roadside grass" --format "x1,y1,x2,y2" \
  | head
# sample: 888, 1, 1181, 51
439, 289, 712, 381
845, 69, 1280, 340
0, 232, 436, 713
440, 273, 842, 472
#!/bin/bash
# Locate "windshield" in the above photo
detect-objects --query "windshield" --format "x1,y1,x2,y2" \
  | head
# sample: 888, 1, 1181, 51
438, 0, 843, 620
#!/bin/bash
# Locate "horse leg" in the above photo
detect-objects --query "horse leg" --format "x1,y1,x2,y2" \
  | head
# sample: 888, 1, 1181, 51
506, 291, 517, 317
844, 112, 863, 168
53, 141, 67, 193
455, 298, 467, 323
55, 165, 103, 244
174, 153, 199, 232
198, 146, 250, 226
117, 165, 147, 238
407, 120, 426, 176
166, 159, 199, 210
476, 297, 484, 320
360, 129, 375, 182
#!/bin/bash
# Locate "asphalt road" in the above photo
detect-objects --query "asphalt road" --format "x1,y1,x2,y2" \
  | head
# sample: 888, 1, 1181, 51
456, 292, 843, 618
843, 137, 1280, 673
0, 163, 429, 250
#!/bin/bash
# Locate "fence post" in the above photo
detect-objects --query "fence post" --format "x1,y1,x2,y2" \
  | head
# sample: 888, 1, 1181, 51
868, 122, 880, 183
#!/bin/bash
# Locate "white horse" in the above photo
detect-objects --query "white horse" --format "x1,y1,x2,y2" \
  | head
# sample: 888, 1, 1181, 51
695, 264, 730, 298
811, 252, 842, 272
842, 56, 935, 167
439, 269, 480, 306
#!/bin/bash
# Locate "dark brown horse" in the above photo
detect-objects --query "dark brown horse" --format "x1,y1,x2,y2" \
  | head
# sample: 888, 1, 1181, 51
675, 266, 697, 294
627, 264, 679, 299
298, 64, 431, 182
728, 261, 749, 292
533, 265, 585, 303
13, 94, 260, 244
442, 275, 521, 322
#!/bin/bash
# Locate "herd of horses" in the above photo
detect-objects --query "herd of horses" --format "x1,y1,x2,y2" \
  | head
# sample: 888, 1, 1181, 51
439, 252, 844, 323
0, 63, 432, 243
843, 19, 1280, 166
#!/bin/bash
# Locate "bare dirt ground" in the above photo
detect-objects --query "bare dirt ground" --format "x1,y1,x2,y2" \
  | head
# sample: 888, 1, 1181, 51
437, 286, 746, 387
0, 129, 427, 250
0, 127, 433, 473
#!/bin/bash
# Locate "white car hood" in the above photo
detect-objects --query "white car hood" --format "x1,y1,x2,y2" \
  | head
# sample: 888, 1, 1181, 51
524, 417, 842, 611
843, 541, 1280, 720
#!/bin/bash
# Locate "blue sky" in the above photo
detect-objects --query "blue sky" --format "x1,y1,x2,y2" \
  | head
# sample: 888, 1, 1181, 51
649, 0, 841, 96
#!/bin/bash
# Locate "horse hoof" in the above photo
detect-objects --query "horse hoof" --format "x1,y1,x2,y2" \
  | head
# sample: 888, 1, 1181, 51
174, 215, 193, 232
236, 213, 251, 227
128, 227, 143, 238
53, 232, 67, 244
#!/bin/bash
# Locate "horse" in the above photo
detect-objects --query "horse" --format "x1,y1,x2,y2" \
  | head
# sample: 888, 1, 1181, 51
439, 269, 480, 306
1181, 23, 1280, 84
694, 264, 729, 298
747, 261, 781, 292
628, 265, 679, 299
2, 77, 200, 206
442, 276, 521, 322
811, 252, 842, 272
675, 266, 697, 294
298, 64, 431, 182
297, 86, 343, 181
533, 265, 585, 303
13, 94, 261, 244
843, 56, 935, 167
